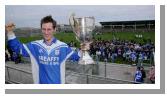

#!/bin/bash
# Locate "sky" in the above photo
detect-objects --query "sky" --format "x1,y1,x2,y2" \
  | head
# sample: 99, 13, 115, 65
5, 5, 155, 28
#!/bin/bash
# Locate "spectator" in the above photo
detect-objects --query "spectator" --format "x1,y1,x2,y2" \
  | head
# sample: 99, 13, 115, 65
140, 66, 146, 83
134, 67, 142, 83
148, 65, 155, 83
5, 48, 11, 61
12, 52, 21, 64
95, 49, 101, 64
137, 52, 144, 67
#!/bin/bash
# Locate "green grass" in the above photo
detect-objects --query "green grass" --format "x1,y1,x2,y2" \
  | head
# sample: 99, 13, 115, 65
18, 31, 155, 47
95, 32, 154, 44
19, 36, 43, 43
18, 32, 81, 47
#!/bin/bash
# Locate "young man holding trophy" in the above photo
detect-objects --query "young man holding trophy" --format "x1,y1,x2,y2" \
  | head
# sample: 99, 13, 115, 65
6, 14, 95, 84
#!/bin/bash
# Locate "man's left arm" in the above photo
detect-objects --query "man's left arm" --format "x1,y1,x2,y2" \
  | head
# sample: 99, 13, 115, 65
69, 49, 80, 61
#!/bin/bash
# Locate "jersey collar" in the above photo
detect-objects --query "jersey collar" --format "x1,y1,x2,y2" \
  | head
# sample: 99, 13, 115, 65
43, 37, 57, 46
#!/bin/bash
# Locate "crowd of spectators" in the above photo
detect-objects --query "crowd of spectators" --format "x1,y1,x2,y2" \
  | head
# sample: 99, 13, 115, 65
88, 39, 155, 66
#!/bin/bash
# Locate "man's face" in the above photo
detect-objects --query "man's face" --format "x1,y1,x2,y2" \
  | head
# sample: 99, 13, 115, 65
41, 22, 55, 41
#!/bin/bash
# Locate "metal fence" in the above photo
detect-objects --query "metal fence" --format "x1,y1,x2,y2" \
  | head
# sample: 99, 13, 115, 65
5, 63, 33, 84
5, 61, 149, 84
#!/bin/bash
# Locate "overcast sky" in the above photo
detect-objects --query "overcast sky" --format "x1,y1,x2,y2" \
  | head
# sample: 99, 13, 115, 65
5, 5, 155, 28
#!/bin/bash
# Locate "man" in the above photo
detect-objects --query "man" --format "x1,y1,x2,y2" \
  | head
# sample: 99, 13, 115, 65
148, 65, 155, 83
6, 15, 88, 84
137, 52, 144, 67
134, 67, 142, 84
5, 48, 10, 61
140, 66, 146, 83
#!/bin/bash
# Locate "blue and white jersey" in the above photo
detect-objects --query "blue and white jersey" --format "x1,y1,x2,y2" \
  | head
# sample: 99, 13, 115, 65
134, 70, 142, 83
8, 34, 80, 84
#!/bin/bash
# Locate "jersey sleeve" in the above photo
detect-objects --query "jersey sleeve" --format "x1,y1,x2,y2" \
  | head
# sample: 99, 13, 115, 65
7, 33, 30, 57
69, 49, 80, 61
60, 45, 80, 63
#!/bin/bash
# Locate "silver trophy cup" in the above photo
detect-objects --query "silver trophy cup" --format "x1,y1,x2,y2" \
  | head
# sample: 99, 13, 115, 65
69, 14, 95, 65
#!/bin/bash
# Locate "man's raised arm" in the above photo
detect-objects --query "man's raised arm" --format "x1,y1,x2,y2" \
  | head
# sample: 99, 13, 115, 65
6, 23, 29, 57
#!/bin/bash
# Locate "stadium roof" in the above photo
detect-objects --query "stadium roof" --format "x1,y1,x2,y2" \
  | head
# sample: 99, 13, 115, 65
100, 20, 155, 25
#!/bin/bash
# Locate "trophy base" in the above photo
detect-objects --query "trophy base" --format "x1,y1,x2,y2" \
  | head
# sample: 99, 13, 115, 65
78, 51, 95, 65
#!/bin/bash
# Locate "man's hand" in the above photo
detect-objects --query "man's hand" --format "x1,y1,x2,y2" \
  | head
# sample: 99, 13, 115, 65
80, 42, 92, 51
5, 23, 15, 33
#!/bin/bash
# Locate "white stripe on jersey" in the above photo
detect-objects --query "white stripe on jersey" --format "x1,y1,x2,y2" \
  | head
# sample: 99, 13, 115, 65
23, 44, 39, 84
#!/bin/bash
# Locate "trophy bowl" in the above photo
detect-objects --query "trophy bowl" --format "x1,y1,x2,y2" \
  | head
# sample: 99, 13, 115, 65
69, 13, 95, 65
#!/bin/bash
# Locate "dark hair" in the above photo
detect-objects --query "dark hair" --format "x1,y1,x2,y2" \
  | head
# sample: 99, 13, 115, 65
140, 66, 144, 70
40, 15, 57, 29
137, 67, 141, 70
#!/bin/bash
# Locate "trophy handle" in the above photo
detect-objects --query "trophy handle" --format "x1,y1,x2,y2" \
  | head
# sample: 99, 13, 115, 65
69, 13, 75, 30
69, 13, 80, 41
